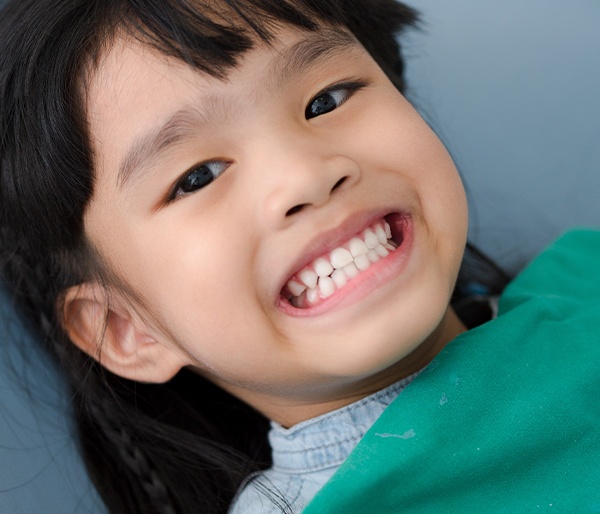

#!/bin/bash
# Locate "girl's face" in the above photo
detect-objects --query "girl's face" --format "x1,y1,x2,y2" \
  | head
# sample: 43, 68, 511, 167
83, 25, 468, 425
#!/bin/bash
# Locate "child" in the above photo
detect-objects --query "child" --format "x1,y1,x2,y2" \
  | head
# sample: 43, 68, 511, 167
0, 1, 598, 514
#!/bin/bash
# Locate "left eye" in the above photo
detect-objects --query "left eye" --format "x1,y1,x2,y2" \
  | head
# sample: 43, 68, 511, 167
170, 160, 229, 200
305, 81, 366, 120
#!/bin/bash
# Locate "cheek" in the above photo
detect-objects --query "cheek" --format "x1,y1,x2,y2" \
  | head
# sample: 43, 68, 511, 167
367, 98, 468, 281
96, 207, 256, 326
352, 94, 467, 233
141, 229, 247, 310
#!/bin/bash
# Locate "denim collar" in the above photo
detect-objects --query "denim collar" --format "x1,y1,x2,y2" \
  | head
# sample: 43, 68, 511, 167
268, 373, 419, 474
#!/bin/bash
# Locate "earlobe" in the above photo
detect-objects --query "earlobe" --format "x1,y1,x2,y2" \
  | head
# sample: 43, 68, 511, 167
62, 283, 186, 383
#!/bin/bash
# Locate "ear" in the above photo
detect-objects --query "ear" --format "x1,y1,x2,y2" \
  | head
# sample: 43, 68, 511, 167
62, 283, 188, 383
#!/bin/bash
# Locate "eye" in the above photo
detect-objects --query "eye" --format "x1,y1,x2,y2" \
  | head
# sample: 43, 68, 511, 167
170, 160, 230, 200
305, 81, 368, 120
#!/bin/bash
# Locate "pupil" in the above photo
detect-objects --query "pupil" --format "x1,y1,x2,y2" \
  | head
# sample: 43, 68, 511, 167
310, 93, 335, 116
183, 167, 213, 192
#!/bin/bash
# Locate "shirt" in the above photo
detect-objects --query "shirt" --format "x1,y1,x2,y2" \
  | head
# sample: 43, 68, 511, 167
229, 373, 418, 513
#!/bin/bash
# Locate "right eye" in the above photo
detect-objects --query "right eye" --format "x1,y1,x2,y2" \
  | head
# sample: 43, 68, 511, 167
170, 161, 230, 200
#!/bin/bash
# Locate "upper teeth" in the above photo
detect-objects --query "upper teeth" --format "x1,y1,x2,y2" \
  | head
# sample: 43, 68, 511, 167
330, 248, 353, 268
284, 220, 397, 307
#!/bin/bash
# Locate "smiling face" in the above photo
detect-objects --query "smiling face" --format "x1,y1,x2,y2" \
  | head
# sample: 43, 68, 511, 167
81, 25, 468, 426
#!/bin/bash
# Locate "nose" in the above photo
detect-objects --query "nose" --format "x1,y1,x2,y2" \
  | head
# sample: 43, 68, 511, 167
258, 133, 361, 227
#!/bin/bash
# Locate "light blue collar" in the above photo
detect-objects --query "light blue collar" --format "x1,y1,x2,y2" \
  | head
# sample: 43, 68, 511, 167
269, 373, 419, 474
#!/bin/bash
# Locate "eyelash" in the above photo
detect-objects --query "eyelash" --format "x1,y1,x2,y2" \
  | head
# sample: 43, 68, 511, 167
305, 79, 369, 120
167, 79, 369, 202
168, 160, 230, 201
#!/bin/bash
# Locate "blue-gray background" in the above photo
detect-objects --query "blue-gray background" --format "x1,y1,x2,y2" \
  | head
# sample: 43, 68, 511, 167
406, 0, 599, 272
1, 1, 599, 512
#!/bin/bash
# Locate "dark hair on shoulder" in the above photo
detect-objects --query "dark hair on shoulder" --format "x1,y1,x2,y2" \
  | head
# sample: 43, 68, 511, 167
0, 1, 419, 513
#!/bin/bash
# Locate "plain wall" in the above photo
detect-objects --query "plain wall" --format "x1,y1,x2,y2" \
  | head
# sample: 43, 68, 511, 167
405, 0, 600, 272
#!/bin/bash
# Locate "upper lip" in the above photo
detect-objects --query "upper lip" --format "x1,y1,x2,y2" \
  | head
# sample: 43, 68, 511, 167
275, 208, 403, 299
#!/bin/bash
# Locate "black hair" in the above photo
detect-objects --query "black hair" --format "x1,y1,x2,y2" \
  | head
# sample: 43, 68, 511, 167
0, 1, 422, 513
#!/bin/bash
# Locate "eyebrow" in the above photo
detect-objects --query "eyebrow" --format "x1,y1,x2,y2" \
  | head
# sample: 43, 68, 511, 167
117, 104, 217, 190
269, 29, 359, 88
117, 29, 360, 190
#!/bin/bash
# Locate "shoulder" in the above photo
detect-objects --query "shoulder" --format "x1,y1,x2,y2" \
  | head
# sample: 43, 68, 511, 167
229, 467, 335, 514
228, 477, 281, 514
228, 471, 302, 514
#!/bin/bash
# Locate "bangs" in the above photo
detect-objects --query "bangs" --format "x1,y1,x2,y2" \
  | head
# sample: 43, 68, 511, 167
98, 0, 348, 78
89, 0, 417, 86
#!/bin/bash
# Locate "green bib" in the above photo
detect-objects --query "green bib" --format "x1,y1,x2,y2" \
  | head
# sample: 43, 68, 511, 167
304, 230, 600, 513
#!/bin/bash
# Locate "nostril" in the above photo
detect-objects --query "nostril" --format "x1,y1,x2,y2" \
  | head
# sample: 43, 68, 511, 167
286, 204, 307, 217
331, 176, 347, 192
285, 177, 349, 217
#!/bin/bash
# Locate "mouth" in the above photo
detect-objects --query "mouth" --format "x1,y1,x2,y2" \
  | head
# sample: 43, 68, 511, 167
279, 213, 409, 310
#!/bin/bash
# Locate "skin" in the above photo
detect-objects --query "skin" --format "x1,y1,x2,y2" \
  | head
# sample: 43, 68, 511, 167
72, 25, 469, 428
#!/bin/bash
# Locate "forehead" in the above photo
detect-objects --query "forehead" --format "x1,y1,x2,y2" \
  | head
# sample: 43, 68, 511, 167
88, 23, 359, 94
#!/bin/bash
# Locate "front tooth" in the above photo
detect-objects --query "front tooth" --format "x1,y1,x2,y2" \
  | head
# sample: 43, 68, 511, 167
314, 258, 334, 277
287, 279, 307, 297
343, 262, 360, 278
331, 269, 348, 288
384, 221, 392, 239
364, 228, 379, 249
299, 269, 318, 289
349, 237, 369, 257
306, 287, 319, 305
319, 276, 336, 298
355, 254, 370, 271
375, 225, 387, 244
330, 248, 353, 269
367, 249, 380, 263
375, 244, 389, 258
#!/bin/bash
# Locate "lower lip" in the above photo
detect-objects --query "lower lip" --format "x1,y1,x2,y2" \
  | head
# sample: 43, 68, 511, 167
276, 215, 414, 317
